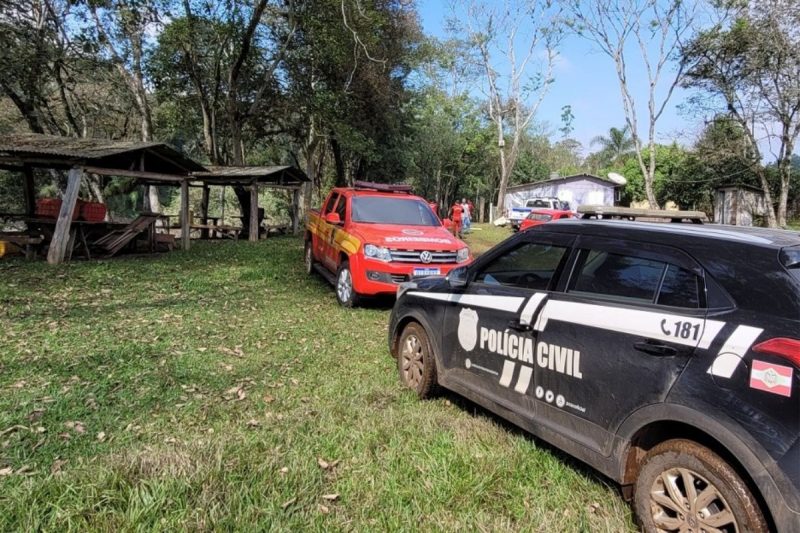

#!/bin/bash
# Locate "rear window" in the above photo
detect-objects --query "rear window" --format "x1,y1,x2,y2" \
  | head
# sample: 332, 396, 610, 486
569, 249, 702, 308
571, 250, 663, 302
528, 213, 552, 222
781, 247, 800, 282
351, 197, 440, 226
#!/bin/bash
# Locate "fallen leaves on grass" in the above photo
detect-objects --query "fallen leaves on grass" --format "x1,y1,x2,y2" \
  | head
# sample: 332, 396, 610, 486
281, 497, 297, 510
246, 419, 260, 428
97, 431, 107, 442
64, 421, 86, 434
317, 458, 340, 471
223, 385, 247, 401
321, 494, 339, 502
318, 504, 330, 514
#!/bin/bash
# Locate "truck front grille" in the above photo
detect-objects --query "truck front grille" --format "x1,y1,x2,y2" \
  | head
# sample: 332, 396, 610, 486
390, 250, 458, 263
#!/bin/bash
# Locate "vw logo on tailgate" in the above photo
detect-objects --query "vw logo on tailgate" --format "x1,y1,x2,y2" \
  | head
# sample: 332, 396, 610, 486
419, 251, 433, 264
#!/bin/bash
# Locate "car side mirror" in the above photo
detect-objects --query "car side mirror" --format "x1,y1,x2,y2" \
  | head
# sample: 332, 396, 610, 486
447, 266, 468, 288
325, 212, 342, 225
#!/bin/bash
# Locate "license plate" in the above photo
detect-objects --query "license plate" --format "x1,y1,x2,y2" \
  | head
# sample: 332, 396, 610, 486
413, 267, 441, 277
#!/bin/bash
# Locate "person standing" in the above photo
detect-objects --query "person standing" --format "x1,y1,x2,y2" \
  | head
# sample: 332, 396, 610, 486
449, 201, 463, 237
461, 198, 471, 233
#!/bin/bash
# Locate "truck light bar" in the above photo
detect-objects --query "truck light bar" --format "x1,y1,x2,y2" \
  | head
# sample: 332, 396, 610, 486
353, 181, 413, 193
577, 205, 707, 224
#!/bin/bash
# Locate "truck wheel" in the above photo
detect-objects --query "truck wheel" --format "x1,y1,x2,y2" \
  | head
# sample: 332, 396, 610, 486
634, 439, 767, 533
335, 260, 360, 307
397, 322, 438, 399
304, 240, 315, 275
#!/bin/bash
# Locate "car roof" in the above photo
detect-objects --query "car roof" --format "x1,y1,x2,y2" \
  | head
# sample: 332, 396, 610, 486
542, 219, 800, 249
333, 187, 425, 201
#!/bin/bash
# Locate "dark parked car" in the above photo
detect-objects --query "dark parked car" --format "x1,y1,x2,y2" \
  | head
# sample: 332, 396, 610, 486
389, 220, 800, 532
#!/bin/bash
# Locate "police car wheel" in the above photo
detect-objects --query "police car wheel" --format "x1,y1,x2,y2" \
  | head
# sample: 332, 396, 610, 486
634, 439, 767, 533
304, 241, 315, 275
397, 322, 438, 399
335, 261, 360, 307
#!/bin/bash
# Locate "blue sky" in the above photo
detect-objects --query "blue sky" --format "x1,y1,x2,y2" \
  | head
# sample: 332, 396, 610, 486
416, 0, 704, 155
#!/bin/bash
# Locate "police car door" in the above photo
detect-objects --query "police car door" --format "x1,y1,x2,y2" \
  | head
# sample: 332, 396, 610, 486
441, 232, 575, 413
531, 237, 713, 456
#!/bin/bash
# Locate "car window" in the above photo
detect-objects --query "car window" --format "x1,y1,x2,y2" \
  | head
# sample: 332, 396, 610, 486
475, 242, 567, 291
323, 193, 339, 215
657, 265, 700, 308
570, 250, 664, 303
334, 195, 347, 221
527, 199, 550, 208
528, 213, 552, 222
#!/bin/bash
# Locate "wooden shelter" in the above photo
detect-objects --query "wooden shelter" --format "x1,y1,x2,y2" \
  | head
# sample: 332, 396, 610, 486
190, 166, 309, 241
0, 133, 207, 263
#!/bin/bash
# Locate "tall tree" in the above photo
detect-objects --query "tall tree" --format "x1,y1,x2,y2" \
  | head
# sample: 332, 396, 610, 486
682, 0, 800, 227
456, 0, 565, 216
570, 0, 695, 209
87, 0, 164, 211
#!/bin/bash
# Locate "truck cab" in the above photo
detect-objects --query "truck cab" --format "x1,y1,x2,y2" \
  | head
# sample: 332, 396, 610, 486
508, 197, 571, 231
305, 182, 471, 306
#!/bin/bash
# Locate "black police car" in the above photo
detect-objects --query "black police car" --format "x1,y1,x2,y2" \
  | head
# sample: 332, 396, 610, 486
388, 220, 800, 532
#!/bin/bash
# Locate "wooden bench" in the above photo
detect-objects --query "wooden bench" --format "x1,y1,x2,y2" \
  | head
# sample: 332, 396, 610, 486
0, 232, 44, 259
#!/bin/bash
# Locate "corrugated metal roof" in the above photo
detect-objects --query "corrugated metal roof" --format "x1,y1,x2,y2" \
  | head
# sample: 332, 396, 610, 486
0, 133, 206, 173
0, 134, 161, 159
506, 173, 619, 191
193, 165, 309, 184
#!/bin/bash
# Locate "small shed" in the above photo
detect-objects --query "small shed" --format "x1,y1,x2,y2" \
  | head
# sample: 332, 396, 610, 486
713, 184, 766, 226
190, 166, 309, 240
504, 173, 621, 214
0, 134, 207, 263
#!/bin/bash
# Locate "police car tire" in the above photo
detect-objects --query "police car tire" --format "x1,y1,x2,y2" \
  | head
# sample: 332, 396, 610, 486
634, 439, 768, 533
397, 322, 438, 399
335, 260, 360, 308
304, 241, 315, 275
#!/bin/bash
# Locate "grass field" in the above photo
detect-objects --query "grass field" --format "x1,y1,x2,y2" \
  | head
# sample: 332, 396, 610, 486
461, 223, 515, 256
0, 236, 635, 531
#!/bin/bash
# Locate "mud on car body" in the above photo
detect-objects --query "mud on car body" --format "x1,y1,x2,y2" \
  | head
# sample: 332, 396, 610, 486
389, 220, 800, 532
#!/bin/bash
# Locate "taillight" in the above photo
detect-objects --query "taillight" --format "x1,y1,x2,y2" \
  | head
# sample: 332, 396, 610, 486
752, 338, 800, 367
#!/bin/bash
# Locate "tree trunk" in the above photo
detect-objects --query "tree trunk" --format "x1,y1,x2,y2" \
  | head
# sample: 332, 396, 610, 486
331, 136, 347, 187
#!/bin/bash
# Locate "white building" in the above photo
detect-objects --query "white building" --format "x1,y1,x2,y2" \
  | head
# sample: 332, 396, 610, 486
504, 173, 622, 214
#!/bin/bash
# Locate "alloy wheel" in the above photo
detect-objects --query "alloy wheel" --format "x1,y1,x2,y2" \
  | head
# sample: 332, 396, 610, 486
650, 467, 738, 532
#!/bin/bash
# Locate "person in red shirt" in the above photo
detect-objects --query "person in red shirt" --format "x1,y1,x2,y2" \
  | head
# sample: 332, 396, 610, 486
449, 201, 463, 237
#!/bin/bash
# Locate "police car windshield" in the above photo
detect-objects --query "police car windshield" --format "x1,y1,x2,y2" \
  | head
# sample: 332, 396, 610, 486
352, 197, 440, 226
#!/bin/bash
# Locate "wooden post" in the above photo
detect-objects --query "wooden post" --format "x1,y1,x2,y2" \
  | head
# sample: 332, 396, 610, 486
292, 187, 301, 234
200, 184, 210, 239
478, 197, 485, 223
180, 179, 190, 251
249, 183, 259, 242
47, 167, 82, 264
23, 166, 36, 217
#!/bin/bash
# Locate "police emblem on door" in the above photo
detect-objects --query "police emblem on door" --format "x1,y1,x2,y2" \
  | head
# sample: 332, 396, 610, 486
458, 308, 479, 352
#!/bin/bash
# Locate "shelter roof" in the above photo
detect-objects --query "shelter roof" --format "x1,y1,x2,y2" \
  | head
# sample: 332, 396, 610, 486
0, 133, 206, 175
192, 165, 308, 186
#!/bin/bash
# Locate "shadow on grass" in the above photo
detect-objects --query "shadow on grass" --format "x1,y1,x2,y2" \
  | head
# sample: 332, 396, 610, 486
436, 388, 628, 502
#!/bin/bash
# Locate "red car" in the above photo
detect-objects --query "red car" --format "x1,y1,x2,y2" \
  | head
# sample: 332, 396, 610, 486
305, 182, 471, 306
519, 209, 574, 231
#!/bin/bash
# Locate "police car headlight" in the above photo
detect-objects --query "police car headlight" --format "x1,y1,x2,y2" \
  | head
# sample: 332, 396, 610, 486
456, 247, 470, 263
364, 244, 392, 262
